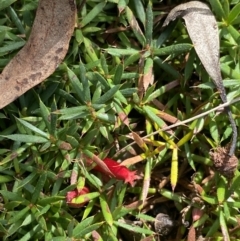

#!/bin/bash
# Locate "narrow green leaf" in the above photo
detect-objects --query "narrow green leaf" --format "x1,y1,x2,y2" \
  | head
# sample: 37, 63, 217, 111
157, 21, 177, 48
171, 148, 178, 190
100, 53, 108, 75
159, 188, 183, 202
39, 99, 51, 132
126, 7, 146, 46
105, 48, 139, 57
222, 0, 229, 17
18, 224, 41, 241
79, 62, 91, 102
219, 209, 230, 241
16, 118, 49, 139
19, 2, 38, 11
0, 144, 30, 166
0, 134, 48, 143
154, 57, 180, 79
72, 192, 100, 205
227, 24, 240, 43
191, 117, 205, 135
66, 135, 79, 148
0, 41, 25, 54
87, 72, 109, 90
73, 216, 100, 237
6, 220, 23, 237
144, 58, 153, 76
184, 49, 196, 83
217, 175, 227, 204
228, 201, 240, 208
34, 205, 51, 220
8, 6, 25, 34
31, 172, 47, 204
67, 67, 85, 103
51, 238, 67, 241
152, 44, 192, 56
201, 194, 218, 205
50, 97, 58, 136
132, 0, 145, 26
81, 2, 106, 27
58, 89, 80, 105
113, 64, 124, 85
0, 175, 14, 183
143, 106, 166, 128
177, 131, 194, 147
82, 199, 97, 221
37, 196, 65, 206
32, 207, 48, 231
114, 220, 154, 235
223, 202, 230, 221
99, 194, 113, 226
209, 0, 227, 20
209, 119, 219, 143
145, 1, 153, 45
221, 63, 240, 79
193, 213, 209, 228
56, 106, 88, 116
124, 52, 141, 66
8, 206, 30, 224
0, 0, 18, 10
96, 112, 116, 123
227, 3, 240, 24
83, 37, 100, 64
93, 85, 120, 104
17, 172, 37, 190
118, 32, 131, 48
206, 219, 220, 237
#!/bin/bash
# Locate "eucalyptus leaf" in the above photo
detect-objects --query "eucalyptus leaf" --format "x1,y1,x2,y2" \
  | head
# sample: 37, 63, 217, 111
163, 1, 237, 156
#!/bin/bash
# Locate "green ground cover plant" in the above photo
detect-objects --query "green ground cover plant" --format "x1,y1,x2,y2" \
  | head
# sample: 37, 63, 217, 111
0, 0, 240, 240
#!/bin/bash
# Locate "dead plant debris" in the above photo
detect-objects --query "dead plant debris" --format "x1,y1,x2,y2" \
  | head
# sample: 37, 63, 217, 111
210, 146, 238, 178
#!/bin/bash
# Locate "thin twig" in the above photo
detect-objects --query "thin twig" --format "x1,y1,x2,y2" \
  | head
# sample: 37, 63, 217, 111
116, 97, 240, 156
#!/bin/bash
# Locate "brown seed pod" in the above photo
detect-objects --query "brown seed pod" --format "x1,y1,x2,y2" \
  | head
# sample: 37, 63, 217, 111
210, 146, 238, 178
154, 213, 177, 236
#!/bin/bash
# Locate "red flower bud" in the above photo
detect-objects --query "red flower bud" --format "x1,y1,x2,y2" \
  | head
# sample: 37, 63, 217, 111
192, 208, 203, 222
94, 158, 139, 187
66, 186, 90, 208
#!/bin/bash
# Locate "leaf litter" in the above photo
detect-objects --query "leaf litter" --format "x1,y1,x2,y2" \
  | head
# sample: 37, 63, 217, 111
0, 0, 76, 109
163, 1, 238, 176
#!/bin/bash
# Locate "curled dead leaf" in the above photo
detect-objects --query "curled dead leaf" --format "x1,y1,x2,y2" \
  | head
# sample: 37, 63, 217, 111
0, 0, 76, 109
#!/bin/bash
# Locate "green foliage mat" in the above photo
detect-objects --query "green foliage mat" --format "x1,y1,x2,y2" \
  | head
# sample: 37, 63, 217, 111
0, 0, 240, 240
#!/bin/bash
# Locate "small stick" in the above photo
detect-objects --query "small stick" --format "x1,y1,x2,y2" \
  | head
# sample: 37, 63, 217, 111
116, 97, 240, 156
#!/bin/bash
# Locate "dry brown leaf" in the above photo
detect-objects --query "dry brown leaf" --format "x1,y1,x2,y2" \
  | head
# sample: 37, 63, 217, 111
85, 154, 115, 178
187, 225, 196, 241
0, 0, 76, 109
140, 172, 150, 209
157, 111, 180, 124
118, 112, 130, 126
138, 58, 154, 100
163, 1, 237, 156
137, 57, 145, 100
131, 131, 148, 151
121, 155, 144, 166
142, 58, 154, 91
151, 99, 165, 110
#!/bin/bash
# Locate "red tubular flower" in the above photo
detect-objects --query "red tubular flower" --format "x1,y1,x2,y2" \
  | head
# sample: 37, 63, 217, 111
94, 158, 139, 187
66, 186, 90, 208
